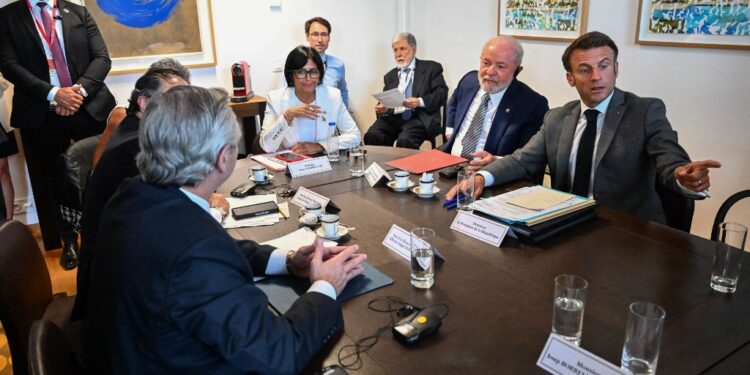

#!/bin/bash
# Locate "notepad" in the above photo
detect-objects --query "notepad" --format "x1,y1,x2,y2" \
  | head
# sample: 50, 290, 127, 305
505, 187, 573, 211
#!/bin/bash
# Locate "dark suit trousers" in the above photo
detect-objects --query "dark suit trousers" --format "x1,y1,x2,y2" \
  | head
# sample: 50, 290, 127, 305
364, 115, 428, 149
20, 110, 104, 249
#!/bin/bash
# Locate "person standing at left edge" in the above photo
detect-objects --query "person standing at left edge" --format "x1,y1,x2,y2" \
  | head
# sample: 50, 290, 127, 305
0, 0, 115, 269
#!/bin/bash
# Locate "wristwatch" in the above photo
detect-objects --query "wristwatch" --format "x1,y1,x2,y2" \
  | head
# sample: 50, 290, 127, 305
285, 250, 296, 275
49, 99, 58, 110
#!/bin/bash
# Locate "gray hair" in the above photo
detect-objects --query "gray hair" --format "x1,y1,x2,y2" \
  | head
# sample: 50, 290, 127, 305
392, 32, 417, 48
484, 36, 524, 65
146, 58, 191, 83
136, 86, 240, 187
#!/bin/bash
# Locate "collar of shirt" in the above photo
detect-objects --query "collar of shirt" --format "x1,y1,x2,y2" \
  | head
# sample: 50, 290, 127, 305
398, 58, 416, 74
179, 188, 211, 215
580, 90, 614, 118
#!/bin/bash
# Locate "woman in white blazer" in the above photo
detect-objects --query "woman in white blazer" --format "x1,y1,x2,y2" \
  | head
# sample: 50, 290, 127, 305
260, 46, 360, 154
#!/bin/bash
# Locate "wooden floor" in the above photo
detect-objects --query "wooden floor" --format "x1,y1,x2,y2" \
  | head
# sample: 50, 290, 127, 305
0, 224, 77, 375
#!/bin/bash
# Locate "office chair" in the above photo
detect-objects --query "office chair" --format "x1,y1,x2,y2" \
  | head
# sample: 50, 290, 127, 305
656, 181, 695, 232
57, 135, 100, 234
0, 220, 75, 375
711, 189, 750, 241
28, 319, 82, 375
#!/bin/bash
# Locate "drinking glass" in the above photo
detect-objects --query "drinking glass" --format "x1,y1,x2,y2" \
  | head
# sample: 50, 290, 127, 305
456, 170, 474, 210
348, 145, 365, 177
710, 222, 747, 293
551, 274, 588, 346
410, 227, 435, 289
621, 301, 666, 375
327, 135, 340, 162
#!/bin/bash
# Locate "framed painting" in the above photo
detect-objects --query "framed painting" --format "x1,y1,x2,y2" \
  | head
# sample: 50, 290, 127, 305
498, 0, 589, 42
636, 0, 750, 50
85, 0, 217, 74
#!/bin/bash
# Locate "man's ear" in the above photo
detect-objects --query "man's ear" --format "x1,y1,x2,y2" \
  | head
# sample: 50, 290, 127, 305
614, 61, 619, 78
566, 72, 575, 87
215, 144, 234, 174
137, 95, 148, 113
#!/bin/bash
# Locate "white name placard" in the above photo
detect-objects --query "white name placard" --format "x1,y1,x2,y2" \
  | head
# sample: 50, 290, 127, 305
449, 210, 508, 247
537, 334, 623, 375
290, 187, 331, 210
382, 224, 444, 261
364, 162, 392, 187
287, 156, 332, 178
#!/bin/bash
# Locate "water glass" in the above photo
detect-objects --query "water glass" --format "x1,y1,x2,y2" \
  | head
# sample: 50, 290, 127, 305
551, 274, 588, 346
410, 227, 435, 289
348, 145, 365, 177
456, 171, 474, 211
327, 135, 340, 162
621, 301, 666, 375
710, 222, 747, 293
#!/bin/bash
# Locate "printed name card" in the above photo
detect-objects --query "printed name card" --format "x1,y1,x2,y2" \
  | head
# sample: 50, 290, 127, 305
382, 224, 444, 261
364, 162, 392, 187
290, 187, 331, 210
287, 156, 332, 178
449, 210, 508, 247
537, 334, 623, 375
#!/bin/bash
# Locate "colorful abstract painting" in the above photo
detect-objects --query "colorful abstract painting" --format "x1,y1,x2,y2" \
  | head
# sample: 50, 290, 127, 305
504, 0, 581, 31
647, 0, 749, 36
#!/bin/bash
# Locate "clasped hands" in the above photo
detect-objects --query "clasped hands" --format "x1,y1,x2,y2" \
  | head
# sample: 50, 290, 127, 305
54, 84, 84, 117
288, 237, 367, 295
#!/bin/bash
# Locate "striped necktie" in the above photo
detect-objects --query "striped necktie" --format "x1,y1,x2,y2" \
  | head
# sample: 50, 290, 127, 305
37, 2, 72, 87
460, 93, 491, 159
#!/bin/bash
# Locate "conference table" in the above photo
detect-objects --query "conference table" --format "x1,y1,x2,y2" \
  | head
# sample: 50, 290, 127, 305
218, 146, 750, 374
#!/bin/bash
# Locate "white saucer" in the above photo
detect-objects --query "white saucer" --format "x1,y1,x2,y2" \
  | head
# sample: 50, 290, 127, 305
297, 215, 321, 227
315, 225, 350, 240
249, 174, 275, 184
387, 180, 415, 192
411, 185, 441, 198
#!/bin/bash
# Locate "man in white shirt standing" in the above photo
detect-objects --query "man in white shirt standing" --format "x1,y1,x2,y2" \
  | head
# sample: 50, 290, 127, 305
305, 16, 350, 108
446, 31, 720, 225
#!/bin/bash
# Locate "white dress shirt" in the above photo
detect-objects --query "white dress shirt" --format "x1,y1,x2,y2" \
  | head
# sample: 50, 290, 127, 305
449, 87, 507, 157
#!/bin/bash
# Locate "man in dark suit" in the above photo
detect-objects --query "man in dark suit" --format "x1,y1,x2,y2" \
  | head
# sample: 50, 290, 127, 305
364, 32, 448, 149
0, 0, 115, 262
85, 86, 367, 373
446, 32, 720, 225
440, 36, 548, 173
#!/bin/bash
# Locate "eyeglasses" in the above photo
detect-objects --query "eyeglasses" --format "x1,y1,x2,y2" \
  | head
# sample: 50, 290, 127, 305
293, 68, 321, 79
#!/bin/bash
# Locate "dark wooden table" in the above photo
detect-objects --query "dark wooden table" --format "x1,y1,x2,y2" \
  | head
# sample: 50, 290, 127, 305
221, 146, 750, 374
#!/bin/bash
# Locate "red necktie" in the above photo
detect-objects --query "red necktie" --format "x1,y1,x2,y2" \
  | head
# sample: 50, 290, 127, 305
37, 2, 72, 87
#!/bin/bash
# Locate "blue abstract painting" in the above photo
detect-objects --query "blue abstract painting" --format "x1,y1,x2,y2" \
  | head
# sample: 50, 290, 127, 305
649, 0, 750, 36
96, 0, 181, 29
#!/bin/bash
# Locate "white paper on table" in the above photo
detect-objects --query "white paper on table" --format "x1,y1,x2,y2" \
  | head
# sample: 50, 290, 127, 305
372, 88, 405, 108
223, 194, 281, 228
261, 227, 337, 249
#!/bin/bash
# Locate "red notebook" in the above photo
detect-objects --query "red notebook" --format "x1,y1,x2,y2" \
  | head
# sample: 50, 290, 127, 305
386, 149, 467, 174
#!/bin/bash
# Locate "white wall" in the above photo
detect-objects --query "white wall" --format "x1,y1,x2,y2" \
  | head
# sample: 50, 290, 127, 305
413, 0, 750, 239
6, 0, 749, 238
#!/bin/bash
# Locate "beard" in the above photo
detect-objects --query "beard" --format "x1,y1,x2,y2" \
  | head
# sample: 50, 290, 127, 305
478, 71, 512, 94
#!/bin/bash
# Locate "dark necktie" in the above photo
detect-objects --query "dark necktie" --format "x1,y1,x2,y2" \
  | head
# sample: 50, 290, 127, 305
460, 93, 491, 159
571, 109, 600, 197
37, 2, 72, 87
401, 68, 412, 120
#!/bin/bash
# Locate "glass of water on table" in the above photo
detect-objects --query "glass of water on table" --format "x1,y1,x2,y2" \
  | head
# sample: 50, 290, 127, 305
551, 274, 588, 346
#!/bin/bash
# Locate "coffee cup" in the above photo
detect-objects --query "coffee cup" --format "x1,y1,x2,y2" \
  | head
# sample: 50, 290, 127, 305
320, 214, 340, 238
301, 201, 323, 218
251, 166, 267, 182
419, 179, 434, 195
302, 212, 318, 225
395, 170, 410, 189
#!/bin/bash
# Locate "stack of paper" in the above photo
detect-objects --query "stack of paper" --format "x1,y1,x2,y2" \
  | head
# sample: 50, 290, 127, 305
471, 185, 597, 226
261, 227, 337, 249
223, 194, 287, 229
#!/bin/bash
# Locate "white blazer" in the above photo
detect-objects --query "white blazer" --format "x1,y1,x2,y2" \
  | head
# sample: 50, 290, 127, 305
260, 85, 360, 153
0, 75, 12, 132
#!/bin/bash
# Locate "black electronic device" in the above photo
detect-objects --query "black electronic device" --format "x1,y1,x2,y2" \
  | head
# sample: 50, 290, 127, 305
319, 365, 349, 375
231, 201, 279, 220
230, 182, 257, 198
392, 309, 442, 346
276, 152, 305, 163
438, 165, 463, 179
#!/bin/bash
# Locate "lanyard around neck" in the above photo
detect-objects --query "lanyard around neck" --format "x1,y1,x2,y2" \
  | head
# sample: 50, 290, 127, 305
26, 0, 58, 46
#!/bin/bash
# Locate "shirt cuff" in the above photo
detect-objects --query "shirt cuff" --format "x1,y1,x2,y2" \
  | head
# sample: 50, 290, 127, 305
418, 98, 425, 108
264, 248, 290, 275
308, 280, 337, 300
675, 179, 709, 198
47, 87, 59, 102
477, 170, 495, 187
78, 86, 88, 98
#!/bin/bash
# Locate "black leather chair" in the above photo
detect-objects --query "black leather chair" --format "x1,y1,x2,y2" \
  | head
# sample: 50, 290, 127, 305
28, 319, 82, 375
711, 189, 750, 241
0, 220, 75, 375
656, 181, 695, 232
57, 135, 100, 234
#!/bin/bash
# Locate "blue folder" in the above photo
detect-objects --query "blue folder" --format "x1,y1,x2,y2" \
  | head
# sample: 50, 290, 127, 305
255, 262, 394, 314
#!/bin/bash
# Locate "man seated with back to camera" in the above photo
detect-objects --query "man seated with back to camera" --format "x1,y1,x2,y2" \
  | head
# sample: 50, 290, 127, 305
446, 31, 720, 225
364, 32, 448, 149
85, 86, 367, 373
260, 45, 360, 155
440, 36, 548, 173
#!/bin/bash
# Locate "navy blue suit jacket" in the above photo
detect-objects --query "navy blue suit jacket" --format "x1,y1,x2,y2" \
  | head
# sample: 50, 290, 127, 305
440, 72, 548, 156
85, 178, 343, 374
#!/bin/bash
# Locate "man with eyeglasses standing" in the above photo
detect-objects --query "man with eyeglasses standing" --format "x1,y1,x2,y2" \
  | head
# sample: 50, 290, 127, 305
305, 16, 349, 108
364, 32, 448, 149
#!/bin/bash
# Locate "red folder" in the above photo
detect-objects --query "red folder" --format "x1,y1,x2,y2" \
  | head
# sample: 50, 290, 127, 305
386, 149, 467, 174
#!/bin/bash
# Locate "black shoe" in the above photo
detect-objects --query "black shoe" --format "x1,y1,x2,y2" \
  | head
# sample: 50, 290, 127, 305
60, 239, 79, 270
